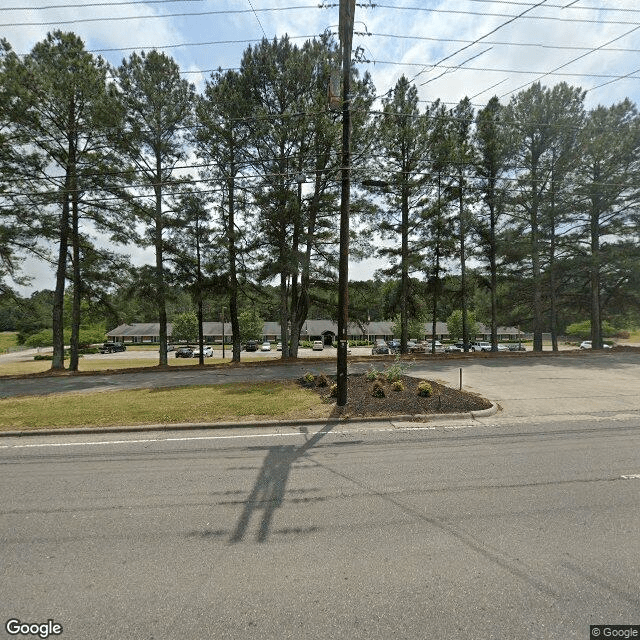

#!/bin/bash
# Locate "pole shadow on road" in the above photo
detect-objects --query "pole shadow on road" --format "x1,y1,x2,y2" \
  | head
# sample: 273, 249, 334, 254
229, 422, 334, 543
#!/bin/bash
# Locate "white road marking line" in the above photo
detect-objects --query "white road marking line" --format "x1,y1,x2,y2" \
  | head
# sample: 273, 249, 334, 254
620, 474, 640, 479
0, 423, 479, 450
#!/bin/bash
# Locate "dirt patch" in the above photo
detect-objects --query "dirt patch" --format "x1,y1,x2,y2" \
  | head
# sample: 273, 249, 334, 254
300, 374, 492, 418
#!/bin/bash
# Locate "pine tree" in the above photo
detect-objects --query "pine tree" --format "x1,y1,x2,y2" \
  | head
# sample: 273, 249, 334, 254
4, 32, 124, 370
113, 50, 195, 366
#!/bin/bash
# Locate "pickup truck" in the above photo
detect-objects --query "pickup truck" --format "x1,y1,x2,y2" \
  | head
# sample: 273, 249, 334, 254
99, 342, 127, 354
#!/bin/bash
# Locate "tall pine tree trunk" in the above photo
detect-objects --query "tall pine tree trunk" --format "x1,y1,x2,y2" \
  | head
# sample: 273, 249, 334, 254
70, 190, 81, 371
459, 171, 468, 351
51, 125, 76, 371
51, 193, 70, 371
155, 157, 168, 367
227, 174, 241, 363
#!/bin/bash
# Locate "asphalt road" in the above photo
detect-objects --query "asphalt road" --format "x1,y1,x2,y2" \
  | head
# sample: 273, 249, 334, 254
1, 417, 639, 640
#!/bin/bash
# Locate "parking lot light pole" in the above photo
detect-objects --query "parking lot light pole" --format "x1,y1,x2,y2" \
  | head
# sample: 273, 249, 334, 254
336, 0, 355, 407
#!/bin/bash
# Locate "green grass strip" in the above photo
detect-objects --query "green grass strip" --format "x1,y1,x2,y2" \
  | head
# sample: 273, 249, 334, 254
0, 381, 330, 431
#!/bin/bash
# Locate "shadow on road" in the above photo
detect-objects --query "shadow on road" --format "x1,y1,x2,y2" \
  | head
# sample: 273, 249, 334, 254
229, 422, 334, 543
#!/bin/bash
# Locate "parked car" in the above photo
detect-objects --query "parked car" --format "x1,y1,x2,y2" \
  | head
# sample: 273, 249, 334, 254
387, 339, 401, 353
446, 344, 463, 353
508, 344, 526, 351
192, 345, 213, 358
261, 341, 272, 351
312, 340, 324, 351
245, 340, 258, 352
99, 342, 126, 354
497, 343, 510, 352
175, 346, 194, 358
276, 342, 282, 351
580, 340, 611, 350
421, 340, 444, 353
372, 339, 389, 355
470, 341, 492, 352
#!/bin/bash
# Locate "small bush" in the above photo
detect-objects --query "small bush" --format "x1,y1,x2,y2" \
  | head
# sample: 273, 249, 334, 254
315, 373, 330, 387
391, 380, 404, 392
365, 367, 379, 381
372, 380, 385, 398
417, 380, 432, 397
384, 356, 412, 383
329, 383, 338, 397
303, 372, 315, 384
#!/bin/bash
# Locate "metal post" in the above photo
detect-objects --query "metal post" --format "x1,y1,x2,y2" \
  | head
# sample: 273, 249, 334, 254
337, 0, 355, 407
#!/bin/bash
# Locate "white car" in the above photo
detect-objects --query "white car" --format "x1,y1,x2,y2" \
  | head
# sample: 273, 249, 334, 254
422, 340, 444, 353
276, 342, 282, 351
192, 345, 213, 357
497, 343, 510, 352
580, 340, 611, 350
312, 340, 324, 351
261, 342, 272, 351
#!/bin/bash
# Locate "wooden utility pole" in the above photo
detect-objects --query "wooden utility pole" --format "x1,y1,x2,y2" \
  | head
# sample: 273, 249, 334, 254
336, 0, 355, 406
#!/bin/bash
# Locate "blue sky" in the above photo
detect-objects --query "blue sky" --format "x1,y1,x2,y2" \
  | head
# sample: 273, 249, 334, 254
4, 0, 640, 291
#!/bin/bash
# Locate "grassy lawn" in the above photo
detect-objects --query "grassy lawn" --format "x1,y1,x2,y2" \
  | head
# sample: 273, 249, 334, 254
0, 332, 18, 353
0, 357, 236, 376
0, 381, 331, 431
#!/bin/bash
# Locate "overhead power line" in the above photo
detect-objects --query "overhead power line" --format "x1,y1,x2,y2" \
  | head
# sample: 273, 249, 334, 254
407, 0, 549, 87
373, 4, 640, 26
3, 0, 206, 10
369, 32, 640, 55
366, 59, 640, 82
500, 23, 640, 97
0, 4, 319, 28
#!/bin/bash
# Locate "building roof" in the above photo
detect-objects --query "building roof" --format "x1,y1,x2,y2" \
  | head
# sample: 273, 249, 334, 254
107, 321, 523, 338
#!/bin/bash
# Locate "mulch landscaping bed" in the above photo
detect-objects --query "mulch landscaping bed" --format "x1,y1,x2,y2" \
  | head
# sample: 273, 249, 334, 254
299, 373, 493, 418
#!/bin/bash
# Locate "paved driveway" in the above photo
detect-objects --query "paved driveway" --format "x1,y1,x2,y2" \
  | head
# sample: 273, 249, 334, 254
1, 351, 639, 424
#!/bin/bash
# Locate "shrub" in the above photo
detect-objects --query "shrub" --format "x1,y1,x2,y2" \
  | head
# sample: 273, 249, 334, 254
392, 380, 404, 392
329, 383, 338, 397
417, 380, 432, 397
383, 356, 412, 383
303, 372, 315, 384
315, 373, 330, 387
24, 329, 54, 348
372, 380, 385, 398
365, 366, 379, 381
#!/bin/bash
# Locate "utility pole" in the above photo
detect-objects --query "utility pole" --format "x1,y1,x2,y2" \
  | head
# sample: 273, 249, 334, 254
336, 0, 355, 407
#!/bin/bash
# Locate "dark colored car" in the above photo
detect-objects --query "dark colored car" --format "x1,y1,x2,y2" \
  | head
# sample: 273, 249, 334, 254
175, 347, 194, 358
245, 340, 258, 352
372, 339, 389, 355
99, 342, 126, 354
387, 339, 401, 353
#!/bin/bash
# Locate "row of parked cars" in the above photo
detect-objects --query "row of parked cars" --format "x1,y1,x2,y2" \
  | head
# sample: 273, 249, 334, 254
372, 339, 527, 355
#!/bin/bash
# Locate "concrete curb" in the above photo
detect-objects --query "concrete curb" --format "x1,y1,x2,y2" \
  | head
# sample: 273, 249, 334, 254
0, 403, 499, 438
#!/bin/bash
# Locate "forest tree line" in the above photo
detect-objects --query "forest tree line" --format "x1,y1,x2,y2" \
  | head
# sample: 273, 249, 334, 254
1, 31, 639, 367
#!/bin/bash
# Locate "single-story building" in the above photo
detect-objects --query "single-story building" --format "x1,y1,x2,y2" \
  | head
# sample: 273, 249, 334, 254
106, 321, 524, 344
